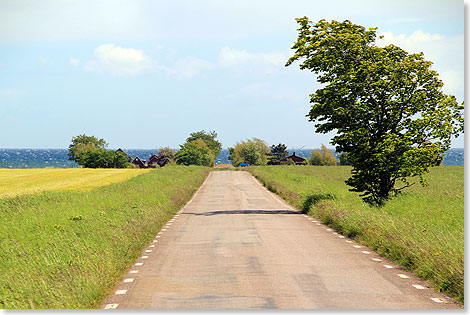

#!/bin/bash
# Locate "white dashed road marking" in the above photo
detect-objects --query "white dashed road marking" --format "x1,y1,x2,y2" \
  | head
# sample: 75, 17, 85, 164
412, 285, 426, 290
115, 290, 127, 295
353, 245, 362, 248
124, 278, 134, 283
338, 236, 345, 239
361, 251, 370, 254
130, 270, 139, 274
345, 240, 353, 243
145, 250, 152, 253
431, 298, 444, 303
372, 258, 382, 262
141, 256, 148, 259
104, 304, 119, 309
397, 274, 409, 279
383, 265, 394, 269
135, 263, 143, 266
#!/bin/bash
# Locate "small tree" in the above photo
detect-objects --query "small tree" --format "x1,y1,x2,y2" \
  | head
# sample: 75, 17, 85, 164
68, 134, 108, 162
230, 138, 270, 166
309, 144, 337, 166
286, 18, 464, 205
268, 143, 288, 165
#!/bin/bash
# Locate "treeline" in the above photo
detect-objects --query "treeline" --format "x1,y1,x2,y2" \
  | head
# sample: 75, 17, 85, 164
67, 130, 222, 169
68, 131, 349, 169
228, 138, 348, 167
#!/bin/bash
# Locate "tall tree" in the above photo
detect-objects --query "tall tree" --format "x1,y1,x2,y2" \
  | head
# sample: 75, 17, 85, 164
68, 134, 108, 162
286, 18, 464, 205
268, 143, 288, 165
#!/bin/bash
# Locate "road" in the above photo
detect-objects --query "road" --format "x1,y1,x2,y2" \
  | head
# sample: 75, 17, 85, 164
102, 171, 459, 309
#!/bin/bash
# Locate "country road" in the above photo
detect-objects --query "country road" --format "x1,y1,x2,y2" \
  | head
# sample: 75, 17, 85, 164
102, 171, 459, 309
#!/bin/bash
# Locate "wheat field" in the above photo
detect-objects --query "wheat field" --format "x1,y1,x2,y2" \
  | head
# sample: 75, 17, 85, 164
0, 168, 151, 198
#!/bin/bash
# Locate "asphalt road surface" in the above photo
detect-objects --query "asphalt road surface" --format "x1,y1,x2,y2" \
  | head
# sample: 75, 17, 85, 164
102, 171, 459, 309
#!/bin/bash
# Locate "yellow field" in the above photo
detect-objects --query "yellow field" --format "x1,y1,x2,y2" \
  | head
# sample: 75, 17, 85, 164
0, 168, 152, 198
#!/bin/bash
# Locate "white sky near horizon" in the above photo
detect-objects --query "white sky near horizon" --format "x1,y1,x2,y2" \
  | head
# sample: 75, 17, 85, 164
0, 0, 465, 149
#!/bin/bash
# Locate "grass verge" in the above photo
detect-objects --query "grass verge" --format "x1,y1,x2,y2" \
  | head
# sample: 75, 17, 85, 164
0, 166, 210, 309
245, 165, 464, 303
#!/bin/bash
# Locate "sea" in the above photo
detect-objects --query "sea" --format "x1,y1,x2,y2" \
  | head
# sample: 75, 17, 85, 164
0, 148, 464, 168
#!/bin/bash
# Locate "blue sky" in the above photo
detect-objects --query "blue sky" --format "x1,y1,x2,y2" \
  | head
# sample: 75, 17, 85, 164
0, 0, 464, 149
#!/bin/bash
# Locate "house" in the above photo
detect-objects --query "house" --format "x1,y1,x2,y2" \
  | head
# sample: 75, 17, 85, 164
115, 148, 132, 163
147, 154, 159, 168
131, 156, 147, 169
148, 154, 172, 168
287, 152, 306, 165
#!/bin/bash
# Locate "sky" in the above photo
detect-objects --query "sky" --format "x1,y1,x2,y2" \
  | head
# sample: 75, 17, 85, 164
0, 0, 465, 149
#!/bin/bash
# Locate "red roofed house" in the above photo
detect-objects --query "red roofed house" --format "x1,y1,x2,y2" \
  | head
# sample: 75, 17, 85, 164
287, 152, 306, 165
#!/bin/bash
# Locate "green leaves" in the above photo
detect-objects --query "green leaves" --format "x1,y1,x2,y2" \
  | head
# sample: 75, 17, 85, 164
287, 18, 464, 205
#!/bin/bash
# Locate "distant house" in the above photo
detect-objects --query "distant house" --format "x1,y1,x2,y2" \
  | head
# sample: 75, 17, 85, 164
147, 154, 171, 168
287, 152, 306, 165
131, 156, 147, 169
115, 148, 132, 163
147, 154, 159, 168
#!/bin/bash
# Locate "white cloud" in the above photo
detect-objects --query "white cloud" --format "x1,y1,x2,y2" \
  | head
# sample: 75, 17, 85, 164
84, 43, 156, 76
378, 30, 444, 47
69, 58, 80, 67
220, 82, 306, 103
218, 46, 287, 70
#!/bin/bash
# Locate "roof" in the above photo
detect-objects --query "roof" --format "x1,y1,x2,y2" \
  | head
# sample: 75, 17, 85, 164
287, 152, 305, 163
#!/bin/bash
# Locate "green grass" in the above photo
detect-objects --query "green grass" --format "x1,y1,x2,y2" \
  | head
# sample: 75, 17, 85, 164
245, 165, 464, 303
0, 166, 210, 309
0, 168, 152, 198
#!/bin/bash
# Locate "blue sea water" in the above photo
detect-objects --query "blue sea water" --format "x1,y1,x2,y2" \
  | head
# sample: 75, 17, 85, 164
0, 148, 464, 168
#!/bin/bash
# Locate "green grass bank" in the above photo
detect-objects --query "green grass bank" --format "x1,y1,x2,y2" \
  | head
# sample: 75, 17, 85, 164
0, 166, 210, 309
245, 165, 464, 303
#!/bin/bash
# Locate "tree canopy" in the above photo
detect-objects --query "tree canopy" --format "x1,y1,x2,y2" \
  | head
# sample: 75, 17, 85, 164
286, 18, 464, 205
175, 139, 215, 167
76, 149, 131, 168
68, 134, 108, 162
68, 134, 131, 168
229, 138, 270, 166
186, 130, 222, 157
268, 143, 288, 165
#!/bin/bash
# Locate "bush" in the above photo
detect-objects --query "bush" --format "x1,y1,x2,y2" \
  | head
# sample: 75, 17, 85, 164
309, 144, 337, 166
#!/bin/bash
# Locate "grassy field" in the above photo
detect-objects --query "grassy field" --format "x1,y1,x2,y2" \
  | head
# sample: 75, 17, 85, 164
0, 166, 210, 309
245, 165, 464, 303
0, 168, 151, 198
